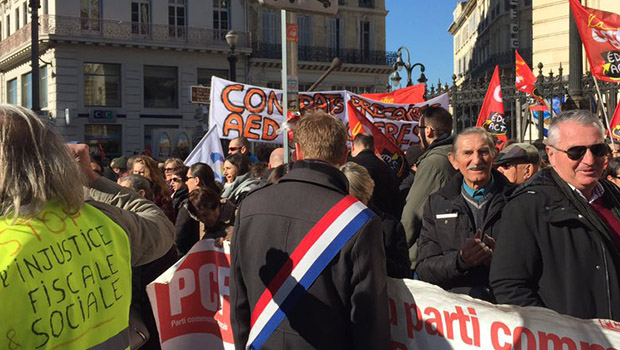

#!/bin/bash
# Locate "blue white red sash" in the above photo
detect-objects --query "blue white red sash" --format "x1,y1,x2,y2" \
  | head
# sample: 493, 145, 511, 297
246, 195, 375, 350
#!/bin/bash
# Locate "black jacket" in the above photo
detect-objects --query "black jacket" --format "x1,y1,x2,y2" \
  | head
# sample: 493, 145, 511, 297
490, 168, 620, 320
230, 160, 390, 350
352, 149, 403, 219
416, 170, 514, 301
372, 206, 411, 278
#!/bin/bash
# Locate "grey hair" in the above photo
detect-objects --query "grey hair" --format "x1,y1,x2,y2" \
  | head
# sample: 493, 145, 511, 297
452, 127, 498, 158
0, 104, 85, 220
340, 162, 375, 204
119, 174, 153, 200
547, 110, 605, 146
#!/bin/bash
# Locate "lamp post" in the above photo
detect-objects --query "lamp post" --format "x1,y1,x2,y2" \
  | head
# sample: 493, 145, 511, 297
389, 46, 427, 91
225, 30, 238, 82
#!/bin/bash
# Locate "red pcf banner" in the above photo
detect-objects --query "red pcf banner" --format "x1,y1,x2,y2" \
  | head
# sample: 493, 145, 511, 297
570, 0, 620, 82
147, 240, 233, 350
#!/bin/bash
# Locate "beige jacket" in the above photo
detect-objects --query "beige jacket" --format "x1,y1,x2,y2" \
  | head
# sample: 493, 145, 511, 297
87, 177, 175, 267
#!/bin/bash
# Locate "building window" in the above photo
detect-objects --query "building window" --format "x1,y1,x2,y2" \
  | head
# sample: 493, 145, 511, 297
360, 21, 371, 55
42, 0, 49, 15
132, 1, 151, 36
262, 11, 279, 44
23, 3, 28, 25
168, 0, 186, 38
6, 15, 10, 36
15, 8, 20, 30
80, 0, 101, 31
197, 68, 228, 86
339, 0, 345, 4
358, 0, 373, 8
297, 15, 312, 47
7, 79, 17, 105
84, 63, 121, 107
40, 66, 48, 108
329, 18, 344, 51
144, 66, 178, 108
21, 72, 31, 108
214, 0, 230, 32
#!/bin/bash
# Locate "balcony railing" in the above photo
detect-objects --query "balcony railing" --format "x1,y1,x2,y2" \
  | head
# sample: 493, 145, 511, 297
0, 15, 251, 58
252, 42, 397, 66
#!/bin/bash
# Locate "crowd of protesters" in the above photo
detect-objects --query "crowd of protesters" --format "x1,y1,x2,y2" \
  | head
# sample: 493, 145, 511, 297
4, 100, 620, 349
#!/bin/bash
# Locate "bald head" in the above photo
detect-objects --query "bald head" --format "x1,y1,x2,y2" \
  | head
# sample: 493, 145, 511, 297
269, 147, 285, 168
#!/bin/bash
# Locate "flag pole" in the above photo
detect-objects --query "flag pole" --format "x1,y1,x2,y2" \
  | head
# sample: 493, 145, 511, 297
592, 77, 615, 148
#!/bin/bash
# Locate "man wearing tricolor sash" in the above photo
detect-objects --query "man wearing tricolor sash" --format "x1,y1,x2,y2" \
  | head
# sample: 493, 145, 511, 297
231, 110, 390, 349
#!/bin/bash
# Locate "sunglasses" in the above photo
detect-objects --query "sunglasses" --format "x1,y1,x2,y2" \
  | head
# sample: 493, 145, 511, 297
228, 146, 242, 152
171, 177, 183, 183
551, 143, 608, 161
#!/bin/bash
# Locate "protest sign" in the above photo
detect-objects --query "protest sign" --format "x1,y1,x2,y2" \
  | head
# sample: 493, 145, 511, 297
147, 239, 233, 350
299, 90, 348, 122
348, 93, 449, 150
148, 241, 620, 350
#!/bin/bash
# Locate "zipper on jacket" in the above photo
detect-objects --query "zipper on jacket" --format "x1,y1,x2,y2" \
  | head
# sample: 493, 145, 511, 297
601, 243, 613, 319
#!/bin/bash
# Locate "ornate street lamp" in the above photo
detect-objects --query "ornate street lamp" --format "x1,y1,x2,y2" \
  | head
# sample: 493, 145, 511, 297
225, 30, 239, 81
389, 46, 427, 91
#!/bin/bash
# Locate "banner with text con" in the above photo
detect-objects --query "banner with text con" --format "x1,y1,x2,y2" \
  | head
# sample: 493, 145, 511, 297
210, 77, 448, 148
348, 93, 449, 150
148, 240, 620, 350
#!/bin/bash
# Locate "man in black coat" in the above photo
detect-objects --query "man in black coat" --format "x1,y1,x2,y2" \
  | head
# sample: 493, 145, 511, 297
490, 110, 620, 321
417, 127, 514, 302
230, 110, 389, 349
351, 133, 402, 219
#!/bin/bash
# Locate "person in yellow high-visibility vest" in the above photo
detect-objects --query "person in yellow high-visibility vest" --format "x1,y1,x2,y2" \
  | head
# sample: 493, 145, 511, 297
0, 105, 175, 349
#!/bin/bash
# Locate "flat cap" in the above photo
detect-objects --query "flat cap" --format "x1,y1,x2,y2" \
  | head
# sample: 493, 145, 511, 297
495, 143, 540, 166
110, 156, 128, 170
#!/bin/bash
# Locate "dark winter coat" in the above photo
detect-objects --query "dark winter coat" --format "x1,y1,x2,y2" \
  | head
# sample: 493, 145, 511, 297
230, 160, 390, 350
416, 170, 514, 302
490, 168, 620, 321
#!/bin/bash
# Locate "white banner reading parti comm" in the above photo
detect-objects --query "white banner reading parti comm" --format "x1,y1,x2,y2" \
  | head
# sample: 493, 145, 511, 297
148, 240, 620, 349
209, 76, 449, 149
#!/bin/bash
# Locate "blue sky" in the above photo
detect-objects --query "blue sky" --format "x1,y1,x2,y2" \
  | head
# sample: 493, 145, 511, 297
385, 1, 459, 90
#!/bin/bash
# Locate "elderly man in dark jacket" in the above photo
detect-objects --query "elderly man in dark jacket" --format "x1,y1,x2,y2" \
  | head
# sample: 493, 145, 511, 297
491, 110, 620, 321
230, 110, 389, 349
417, 127, 514, 302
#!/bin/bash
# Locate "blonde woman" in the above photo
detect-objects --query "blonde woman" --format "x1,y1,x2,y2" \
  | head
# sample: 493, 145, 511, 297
131, 155, 175, 221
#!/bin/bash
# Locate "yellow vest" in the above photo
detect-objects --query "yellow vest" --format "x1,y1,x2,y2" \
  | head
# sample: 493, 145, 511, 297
0, 201, 132, 349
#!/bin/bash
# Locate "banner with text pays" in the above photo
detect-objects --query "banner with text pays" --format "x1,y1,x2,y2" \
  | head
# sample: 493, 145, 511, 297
570, 0, 620, 82
477, 66, 508, 146
147, 239, 233, 350
361, 84, 425, 104
348, 92, 449, 150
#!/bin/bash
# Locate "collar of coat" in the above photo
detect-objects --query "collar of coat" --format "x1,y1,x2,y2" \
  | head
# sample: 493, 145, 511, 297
436, 168, 514, 200
278, 159, 349, 196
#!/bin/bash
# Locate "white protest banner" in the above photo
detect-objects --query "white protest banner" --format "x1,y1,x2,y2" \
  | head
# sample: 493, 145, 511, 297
149, 242, 620, 350
209, 77, 284, 143
299, 90, 349, 122
389, 279, 620, 350
147, 239, 233, 350
348, 93, 450, 150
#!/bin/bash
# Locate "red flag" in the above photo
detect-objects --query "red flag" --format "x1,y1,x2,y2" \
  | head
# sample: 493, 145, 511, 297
347, 101, 407, 177
570, 0, 620, 82
476, 66, 508, 146
515, 50, 546, 105
608, 103, 620, 140
361, 84, 425, 104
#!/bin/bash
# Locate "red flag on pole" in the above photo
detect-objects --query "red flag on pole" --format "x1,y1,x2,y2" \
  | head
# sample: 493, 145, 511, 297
569, 0, 620, 82
608, 103, 620, 140
515, 50, 546, 105
347, 101, 407, 177
476, 66, 508, 147
361, 84, 425, 104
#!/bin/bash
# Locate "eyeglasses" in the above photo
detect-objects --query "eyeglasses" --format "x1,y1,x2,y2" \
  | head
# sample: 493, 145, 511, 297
186, 176, 195, 181
228, 146, 241, 152
164, 167, 176, 173
171, 177, 183, 183
550, 143, 608, 161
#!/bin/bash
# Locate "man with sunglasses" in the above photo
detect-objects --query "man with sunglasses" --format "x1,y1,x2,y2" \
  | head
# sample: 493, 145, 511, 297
228, 136, 260, 164
491, 110, 620, 321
